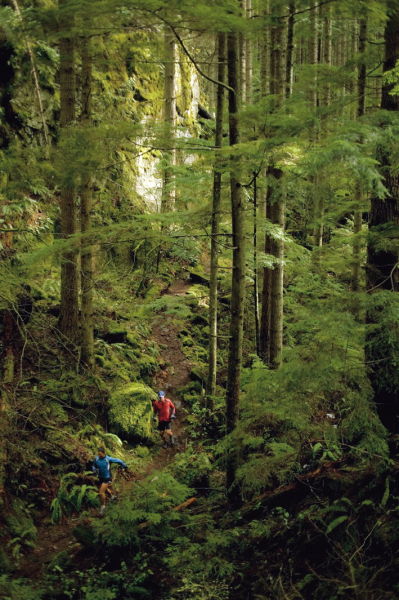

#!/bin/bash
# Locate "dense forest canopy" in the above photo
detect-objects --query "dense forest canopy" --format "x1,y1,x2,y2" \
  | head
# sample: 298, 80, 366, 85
1, 0, 399, 598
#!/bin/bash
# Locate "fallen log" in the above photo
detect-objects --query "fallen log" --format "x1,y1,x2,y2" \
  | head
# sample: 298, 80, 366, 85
137, 497, 197, 530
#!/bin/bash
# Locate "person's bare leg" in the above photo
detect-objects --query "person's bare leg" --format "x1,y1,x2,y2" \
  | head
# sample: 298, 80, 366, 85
165, 428, 174, 446
99, 483, 108, 511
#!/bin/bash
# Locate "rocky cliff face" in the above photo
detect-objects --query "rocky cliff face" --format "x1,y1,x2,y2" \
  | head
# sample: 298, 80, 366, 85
135, 54, 202, 210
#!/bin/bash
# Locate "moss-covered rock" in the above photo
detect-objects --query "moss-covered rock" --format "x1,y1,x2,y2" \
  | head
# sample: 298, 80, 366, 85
108, 383, 157, 443
138, 353, 159, 380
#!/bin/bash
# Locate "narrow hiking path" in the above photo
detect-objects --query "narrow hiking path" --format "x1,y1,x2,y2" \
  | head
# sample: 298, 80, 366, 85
17, 280, 193, 580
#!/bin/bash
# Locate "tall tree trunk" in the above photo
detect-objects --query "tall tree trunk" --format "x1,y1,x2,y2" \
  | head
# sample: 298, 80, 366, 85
285, 2, 295, 98
253, 172, 260, 355
207, 32, 225, 400
259, 182, 272, 363
312, 4, 331, 256
366, 4, 399, 432
351, 15, 368, 295
58, 0, 79, 347
226, 28, 245, 504
258, 0, 271, 363
260, 0, 270, 97
260, 7, 285, 369
0, 232, 15, 504
161, 27, 177, 214
80, 35, 94, 368
309, 1, 318, 109
245, 0, 253, 103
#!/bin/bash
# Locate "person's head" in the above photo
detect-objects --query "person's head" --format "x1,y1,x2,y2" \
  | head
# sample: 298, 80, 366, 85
158, 390, 166, 400
98, 447, 106, 458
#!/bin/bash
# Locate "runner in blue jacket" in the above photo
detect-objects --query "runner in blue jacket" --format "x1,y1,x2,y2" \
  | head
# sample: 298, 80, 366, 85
92, 447, 128, 513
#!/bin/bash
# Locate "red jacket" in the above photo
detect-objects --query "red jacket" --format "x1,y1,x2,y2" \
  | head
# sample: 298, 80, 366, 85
153, 398, 175, 422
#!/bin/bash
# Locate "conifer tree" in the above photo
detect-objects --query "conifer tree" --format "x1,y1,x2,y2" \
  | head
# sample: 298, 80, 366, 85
260, 3, 285, 370
225, 24, 245, 503
80, 32, 94, 368
58, 0, 79, 347
366, 2, 399, 431
207, 32, 225, 399
351, 13, 367, 296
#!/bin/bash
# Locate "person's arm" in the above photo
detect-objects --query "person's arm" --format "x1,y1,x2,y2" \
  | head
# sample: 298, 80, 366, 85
108, 456, 128, 469
168, 400, 176, 419
152, 400, 159, 415
92, 457, 98, 473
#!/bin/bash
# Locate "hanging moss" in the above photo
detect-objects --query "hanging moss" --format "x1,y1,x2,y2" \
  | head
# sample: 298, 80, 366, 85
108, 383, 157, 443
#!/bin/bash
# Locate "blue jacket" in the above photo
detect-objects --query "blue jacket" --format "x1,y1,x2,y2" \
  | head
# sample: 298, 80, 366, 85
92, 455, 127, 480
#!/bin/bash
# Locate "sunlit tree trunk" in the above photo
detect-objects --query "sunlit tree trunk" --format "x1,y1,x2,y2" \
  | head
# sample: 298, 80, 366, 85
259, 1, 271, 363
253, 173, 260, 355
260, 182, 272, 363
285, 2, 295, 98
207, 32, 225, 400
80, 34, 94, 368
366, 4, 399, 431
226, 27, 245, 504
245, 0, 253, 103
59, 0, 79, 347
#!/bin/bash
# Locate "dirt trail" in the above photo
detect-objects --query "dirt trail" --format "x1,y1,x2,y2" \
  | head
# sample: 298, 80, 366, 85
17, 280, 193, 580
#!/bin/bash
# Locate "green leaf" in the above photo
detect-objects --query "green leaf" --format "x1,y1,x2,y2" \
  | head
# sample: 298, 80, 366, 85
380, 477, 390, 508
326, 515, 348, 535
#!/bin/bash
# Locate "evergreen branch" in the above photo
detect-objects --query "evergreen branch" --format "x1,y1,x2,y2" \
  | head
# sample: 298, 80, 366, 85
142, 9, 234, 94
279, 0, 338, 19
366, 262, 398, 292
251, 0, 338, 20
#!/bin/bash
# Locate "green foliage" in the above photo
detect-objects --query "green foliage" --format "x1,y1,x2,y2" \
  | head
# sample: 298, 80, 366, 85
45, 562, 152, 600
142, 295, 193, 319
166, 574, 229, 600
92, 472, 193, 548
169, 444, 212, 487
366, 291, 399, 395
0, 576, 43, 600
108, 383, 157, 443
5, 499, 37, 562
51, 474, 99, 523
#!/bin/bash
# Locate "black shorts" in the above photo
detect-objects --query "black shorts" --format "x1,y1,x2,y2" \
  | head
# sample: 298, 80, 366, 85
158, 420, 171, 432
98, 477, 112, 485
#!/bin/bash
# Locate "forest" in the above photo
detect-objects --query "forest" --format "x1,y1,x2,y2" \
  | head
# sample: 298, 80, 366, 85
1, 0, 399, 598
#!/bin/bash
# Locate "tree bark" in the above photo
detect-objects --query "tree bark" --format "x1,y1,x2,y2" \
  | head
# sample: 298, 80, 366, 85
285, 2, 295, 98
245, 0, 253, 103
351, 15, 367, 296
260, 0, 270, 97
259, 182, 272, 363
260, 7, 285, 369
253, 173, 261, 356
58, 0, 79, 347
366, 4, 399, 431
207, 32, 225, 400
226, 28, 245, 504
80, 34, 94, 368
269, 169, 285, 369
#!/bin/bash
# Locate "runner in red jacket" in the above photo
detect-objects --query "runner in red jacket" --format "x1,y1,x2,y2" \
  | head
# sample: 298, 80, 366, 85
153, 390, 176, 447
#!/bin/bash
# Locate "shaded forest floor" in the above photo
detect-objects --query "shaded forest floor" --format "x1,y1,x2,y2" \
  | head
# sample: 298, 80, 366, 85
16, 280, 193, 581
